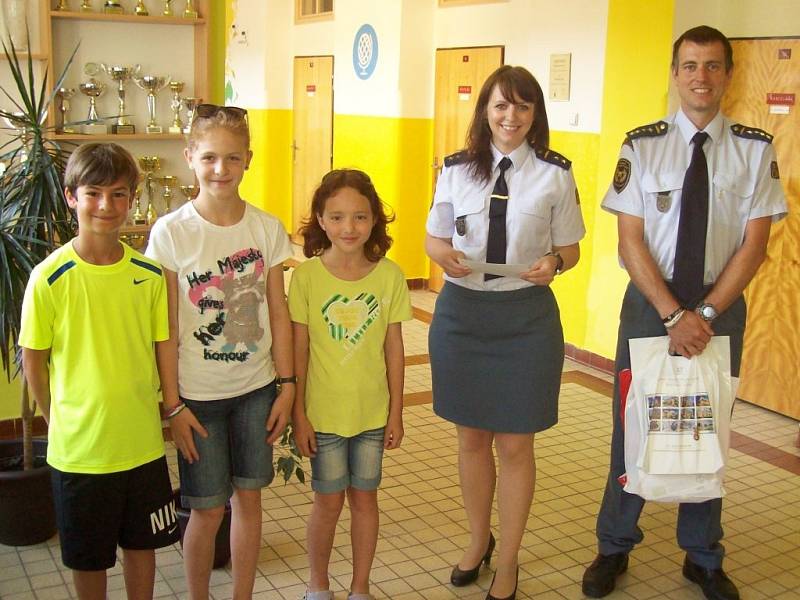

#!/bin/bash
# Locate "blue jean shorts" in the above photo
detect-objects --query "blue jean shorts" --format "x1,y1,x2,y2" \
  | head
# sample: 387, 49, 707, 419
179, 383, 276, 509
310, 427, 385, 494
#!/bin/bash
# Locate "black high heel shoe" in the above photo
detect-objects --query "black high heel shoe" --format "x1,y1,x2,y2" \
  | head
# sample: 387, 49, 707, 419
450, 532, 496, 587
486, 566, 518, 600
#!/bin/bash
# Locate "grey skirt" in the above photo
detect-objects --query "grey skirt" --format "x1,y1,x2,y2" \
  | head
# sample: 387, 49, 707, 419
429, 282, 564, 433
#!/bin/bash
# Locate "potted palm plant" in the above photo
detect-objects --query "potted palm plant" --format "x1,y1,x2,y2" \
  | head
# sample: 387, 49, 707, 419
0, 38, 76, 545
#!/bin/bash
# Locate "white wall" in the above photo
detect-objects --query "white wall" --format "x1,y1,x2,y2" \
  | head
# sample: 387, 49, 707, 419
673, 0, 800, 39
433, 0, 609, 132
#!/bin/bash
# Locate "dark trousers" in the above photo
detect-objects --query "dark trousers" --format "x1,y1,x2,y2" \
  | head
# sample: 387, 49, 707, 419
595, 282, 745, 569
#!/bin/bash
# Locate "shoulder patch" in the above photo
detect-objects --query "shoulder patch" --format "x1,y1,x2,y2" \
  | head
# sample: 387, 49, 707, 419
535, 147, 571, 170
625, 120, 668, 143
131, 257, 162, 276
443, 150, 468, 167
47, 261, 76, 286
730, 124, 773, 143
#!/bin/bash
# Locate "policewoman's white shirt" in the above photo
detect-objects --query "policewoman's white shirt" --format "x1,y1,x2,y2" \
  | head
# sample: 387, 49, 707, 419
601, 109, 787, 284
427, 143, 586, 291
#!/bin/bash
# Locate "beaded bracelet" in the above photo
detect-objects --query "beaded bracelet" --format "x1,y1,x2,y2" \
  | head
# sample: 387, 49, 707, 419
165, 402, 186, 420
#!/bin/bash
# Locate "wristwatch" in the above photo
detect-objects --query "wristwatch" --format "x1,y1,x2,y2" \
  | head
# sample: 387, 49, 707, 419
277, 376, 298, 385
696, 302, 719, 322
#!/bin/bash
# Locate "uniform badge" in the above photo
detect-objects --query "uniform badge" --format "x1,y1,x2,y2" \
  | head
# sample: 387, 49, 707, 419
771, 161, 780, 179
455, 215, 466, 236
613, 158, 631, 193
656, 191, 671, 213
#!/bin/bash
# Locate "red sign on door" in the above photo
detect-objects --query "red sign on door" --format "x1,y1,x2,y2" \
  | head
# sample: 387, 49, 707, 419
458, 86, 471, 94
766, 93, 795, 106
306, 85, 316, 93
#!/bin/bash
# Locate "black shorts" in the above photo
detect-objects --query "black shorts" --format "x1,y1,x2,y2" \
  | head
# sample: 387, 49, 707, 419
51, 455, 180, 571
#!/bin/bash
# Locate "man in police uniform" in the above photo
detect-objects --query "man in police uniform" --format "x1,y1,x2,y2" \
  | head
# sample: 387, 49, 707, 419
582, 26, 787, 600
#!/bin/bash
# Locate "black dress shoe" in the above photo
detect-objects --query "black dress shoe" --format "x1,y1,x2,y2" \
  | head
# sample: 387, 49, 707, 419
486, 566, 518, 600
581, 552, 629, 598
450, 532, 496, 586
683, 555, 740, 600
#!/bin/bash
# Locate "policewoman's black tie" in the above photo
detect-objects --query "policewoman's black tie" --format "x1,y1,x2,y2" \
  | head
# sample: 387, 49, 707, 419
485, 156, 513, 281
673, 131, 710, 307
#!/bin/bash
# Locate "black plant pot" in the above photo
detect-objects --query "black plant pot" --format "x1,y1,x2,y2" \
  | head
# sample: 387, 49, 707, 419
171, 489, 232, 569
0, 439, 57, 546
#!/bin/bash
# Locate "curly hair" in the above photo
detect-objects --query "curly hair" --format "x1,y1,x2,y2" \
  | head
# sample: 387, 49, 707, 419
464, 65, 550, 184
299, 169, 394, 262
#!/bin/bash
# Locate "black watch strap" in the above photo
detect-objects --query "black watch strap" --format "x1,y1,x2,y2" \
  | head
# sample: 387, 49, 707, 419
277, 376, 297, 384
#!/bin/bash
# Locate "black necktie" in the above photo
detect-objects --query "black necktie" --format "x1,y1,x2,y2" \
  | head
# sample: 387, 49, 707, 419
673, 131, 710, 306
485, 156, 513, 281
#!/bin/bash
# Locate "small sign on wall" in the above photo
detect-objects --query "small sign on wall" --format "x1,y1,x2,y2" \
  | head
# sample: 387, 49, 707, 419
767, 92, 794, 115
458, 85, 471, 101
353, 24, 378, 80
306, 84, 316, 97
549, 53, 571, 101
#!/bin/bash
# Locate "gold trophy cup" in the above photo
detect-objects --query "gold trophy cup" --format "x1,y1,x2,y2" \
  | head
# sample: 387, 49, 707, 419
101, 64, 141, 134
55, 88, 77, 134
134, 75, 170, 134
183, 0, 198, 19
135, 1, 148, 16
158, 176, 178, 213
103, 1, 124, 14
138, 156, 162, 224
163, 1, 173, 17
181, 96, 201, 133
131, 186, 147, 225
80, 0, 93, 12
180, 184, 199, 201
54, 1, 70, 11
78, 79, 108, 134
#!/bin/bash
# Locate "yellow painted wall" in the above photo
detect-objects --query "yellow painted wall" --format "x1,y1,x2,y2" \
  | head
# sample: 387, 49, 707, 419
333, 115, 433, 280
549, 131, 601, 348
582, 0, 675, 359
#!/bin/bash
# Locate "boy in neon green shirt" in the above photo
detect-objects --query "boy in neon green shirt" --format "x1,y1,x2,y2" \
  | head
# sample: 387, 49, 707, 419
19, 143, 180, 600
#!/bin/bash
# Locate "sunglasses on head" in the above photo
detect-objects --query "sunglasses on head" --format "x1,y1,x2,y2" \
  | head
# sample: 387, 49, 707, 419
194, 104, 248, 120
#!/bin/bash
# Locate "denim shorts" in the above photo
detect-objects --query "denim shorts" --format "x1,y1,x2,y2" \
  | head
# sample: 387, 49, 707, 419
179, 383, 276, 509
310, 427, 385, 494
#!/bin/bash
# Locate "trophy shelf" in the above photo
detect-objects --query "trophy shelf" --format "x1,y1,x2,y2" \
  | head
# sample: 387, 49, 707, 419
50, 11, 205, 26
52, 133, 185, 141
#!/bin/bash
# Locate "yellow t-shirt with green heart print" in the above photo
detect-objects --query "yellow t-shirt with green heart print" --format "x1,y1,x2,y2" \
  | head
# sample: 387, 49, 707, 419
288, 257, 412, 437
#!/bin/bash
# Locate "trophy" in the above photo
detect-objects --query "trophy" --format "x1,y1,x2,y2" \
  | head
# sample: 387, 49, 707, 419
163, 1, 173, 17
183, 0, 198, 19
131, 187, 147, 225
78, 79, 108, 134
180, 184, 199, 202
182, 96, 201, 133
135, 1, 148, 16
101, 63, 140, 134
138, 156, 161, 223
158, 175, 178, 212
134, 74, 170, 133
103, 1, 124, 14
55, 88, 77, 134
167, 81, 184, 134
80, 0, 93, 11
54, 1, 70, 10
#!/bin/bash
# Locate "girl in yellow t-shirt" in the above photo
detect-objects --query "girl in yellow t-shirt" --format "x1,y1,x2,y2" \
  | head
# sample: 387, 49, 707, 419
289, 169, 412, 600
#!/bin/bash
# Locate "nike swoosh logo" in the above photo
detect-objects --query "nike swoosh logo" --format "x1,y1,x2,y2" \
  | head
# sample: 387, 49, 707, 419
133, 279, 147, 285
168, 525, 178, 534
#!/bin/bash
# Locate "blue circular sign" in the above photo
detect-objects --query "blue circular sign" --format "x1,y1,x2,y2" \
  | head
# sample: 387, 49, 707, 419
352, 24, 378, 80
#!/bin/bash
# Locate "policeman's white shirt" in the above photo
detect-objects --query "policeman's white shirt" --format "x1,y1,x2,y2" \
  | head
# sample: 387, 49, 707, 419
427, 142, 585, 291
602, 109, 787, 284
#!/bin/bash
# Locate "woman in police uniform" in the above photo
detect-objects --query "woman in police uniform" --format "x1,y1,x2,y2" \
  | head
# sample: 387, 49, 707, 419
426, 65, 585, 600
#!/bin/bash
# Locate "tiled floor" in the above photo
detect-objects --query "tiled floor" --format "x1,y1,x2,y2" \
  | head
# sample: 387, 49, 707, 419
2, 290, 798, 600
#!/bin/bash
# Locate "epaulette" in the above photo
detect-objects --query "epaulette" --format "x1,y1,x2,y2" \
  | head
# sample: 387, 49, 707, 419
444, 150, 468, 167
730, 124, 773, 143
625, 120, 669, 144
535, 147, 571, 170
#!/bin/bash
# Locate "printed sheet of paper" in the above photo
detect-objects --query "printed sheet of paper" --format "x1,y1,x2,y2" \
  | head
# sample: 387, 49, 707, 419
460, 260, 529, 279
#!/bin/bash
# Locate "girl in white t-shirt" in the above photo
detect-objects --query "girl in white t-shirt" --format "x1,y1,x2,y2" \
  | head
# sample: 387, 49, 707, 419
289, 170, 412, 600
147, 105, 294, 599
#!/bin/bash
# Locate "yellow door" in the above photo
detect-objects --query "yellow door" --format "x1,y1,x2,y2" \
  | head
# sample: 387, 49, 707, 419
292, 56, 333, 240
721, 38, 800, 419
430, 46, 504, 292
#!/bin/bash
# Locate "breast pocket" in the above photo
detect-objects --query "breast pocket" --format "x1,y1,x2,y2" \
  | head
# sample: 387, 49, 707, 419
452, 194, 487, 249
713, 172, 755, 224
642, 171, 684, 220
